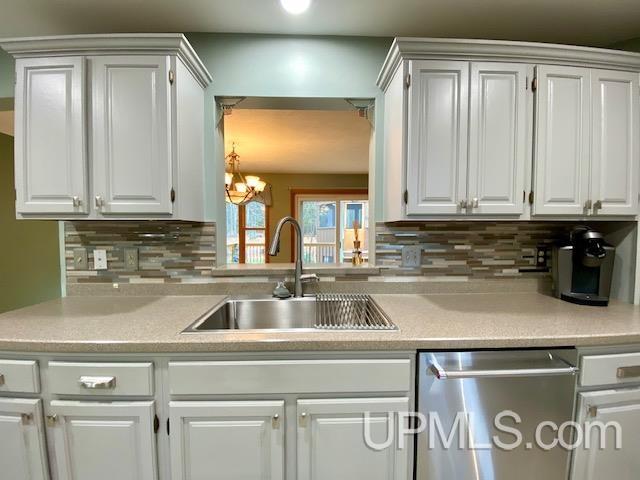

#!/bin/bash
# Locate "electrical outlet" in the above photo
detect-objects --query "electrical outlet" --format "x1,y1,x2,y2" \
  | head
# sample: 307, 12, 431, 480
73, 248, 88, 270
93, 249, 108, 270
124, 248, 139, 271
401, 245, 422, 268
536, 246, 549, 267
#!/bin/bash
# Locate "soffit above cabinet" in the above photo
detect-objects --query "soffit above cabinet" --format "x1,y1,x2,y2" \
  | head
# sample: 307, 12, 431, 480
377, 37, 640, 90
0, 33, 212, 88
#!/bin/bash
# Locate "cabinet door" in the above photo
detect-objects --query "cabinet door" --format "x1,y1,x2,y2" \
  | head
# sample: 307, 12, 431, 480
91, 55, 173, 215
534, 65, 591, 215
406, 60, 469, 215
14, 56, 88, 215
0, 398, 49, 480
468, 62, 529, 215
47, 400, 157, 480
169, 400, 285, 480
590, 70, 640, 216
571, 388, 640, 480
297, 397, 409, 480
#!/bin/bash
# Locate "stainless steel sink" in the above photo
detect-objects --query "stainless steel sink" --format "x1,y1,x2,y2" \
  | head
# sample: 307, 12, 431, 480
182, 294, 397, 332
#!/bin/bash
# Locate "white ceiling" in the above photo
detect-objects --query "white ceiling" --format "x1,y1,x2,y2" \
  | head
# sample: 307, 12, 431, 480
0, 0, 638, 46
223, 109, 371, 174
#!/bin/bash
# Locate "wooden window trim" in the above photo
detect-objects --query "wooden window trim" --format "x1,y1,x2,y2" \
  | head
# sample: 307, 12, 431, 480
238, 203, 270, 264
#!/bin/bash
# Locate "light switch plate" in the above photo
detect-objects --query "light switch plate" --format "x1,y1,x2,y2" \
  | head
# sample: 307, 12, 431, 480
401, 245, 422, 268
93, 249, 108, 270
124, 248, 139, 271
73, 248, 88, 270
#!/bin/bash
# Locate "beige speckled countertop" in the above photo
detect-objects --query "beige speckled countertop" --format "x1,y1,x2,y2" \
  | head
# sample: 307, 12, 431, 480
0, 293, 640, 353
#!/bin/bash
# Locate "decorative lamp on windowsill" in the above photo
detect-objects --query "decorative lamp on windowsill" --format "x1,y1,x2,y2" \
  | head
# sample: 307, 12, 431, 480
344, 220, 365, 266
224, 143, 267, 205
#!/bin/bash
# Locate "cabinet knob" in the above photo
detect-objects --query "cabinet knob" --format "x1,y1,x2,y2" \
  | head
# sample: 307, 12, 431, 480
72, 196, 82, 207
272, 413, 280, 428
95, 196, 104, 208
21, 413, 33, 425
584, 200, 593, 210
300, 411, 308, 426
0, 373, 4, 386
459, 200, 468, 210
472, 198, 479, 209
46, 414, 58, 427
593, 200, 602, 211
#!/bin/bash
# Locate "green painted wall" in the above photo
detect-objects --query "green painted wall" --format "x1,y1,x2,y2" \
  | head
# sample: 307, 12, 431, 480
185, 33, 392, 230
0, 133, 60, 313
610, 37, 640, 51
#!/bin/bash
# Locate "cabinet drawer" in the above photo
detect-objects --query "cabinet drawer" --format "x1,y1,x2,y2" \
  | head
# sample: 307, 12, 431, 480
0, 359, 40, 394
581, 352, 640, 387
48, 361, 154, 396
169, 359, 411, 395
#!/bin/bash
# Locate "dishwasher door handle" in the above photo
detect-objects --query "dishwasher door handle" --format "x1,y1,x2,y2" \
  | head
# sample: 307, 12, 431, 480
428, 361, 579, 379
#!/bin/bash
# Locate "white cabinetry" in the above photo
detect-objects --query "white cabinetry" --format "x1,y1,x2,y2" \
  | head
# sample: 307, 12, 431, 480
0, 398, 49, 480
46, 400, 157, 480
169, 400, 285, 480
14, 57, 87, 215
378, 39, 640, 220
571, 388, 640, 480
2, 34, 212, 220
297, 397, 409, 480
91, 55, 173, 215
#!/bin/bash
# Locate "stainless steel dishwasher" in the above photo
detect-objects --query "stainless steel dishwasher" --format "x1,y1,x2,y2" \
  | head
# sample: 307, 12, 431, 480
417, 350, 578, 480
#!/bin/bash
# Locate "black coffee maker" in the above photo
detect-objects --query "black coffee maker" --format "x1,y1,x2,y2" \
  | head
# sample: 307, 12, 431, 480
552, 227, 615, 306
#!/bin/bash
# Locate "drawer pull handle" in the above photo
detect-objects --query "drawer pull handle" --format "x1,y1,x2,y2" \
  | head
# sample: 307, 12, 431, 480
272, 413, 280, 428
616, 366, 640, 379
46, 414, 58, 427
0, 374, 4, 386
21, 413, 33, 425
78, 376, 116, 389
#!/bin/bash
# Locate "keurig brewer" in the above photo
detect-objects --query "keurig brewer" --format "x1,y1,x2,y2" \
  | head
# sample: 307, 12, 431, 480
552, 227, 615, 306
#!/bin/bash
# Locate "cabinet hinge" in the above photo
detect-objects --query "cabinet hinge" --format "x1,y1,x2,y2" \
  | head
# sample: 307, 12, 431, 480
528, 191, 534, 205
405, 73, 411, 89
522, 190, 526, 203
170, 188, 176, 203
168, 69, 175, 85
153, 415, 160, 434
166, 418, 170, 435
403, 190, 408, 205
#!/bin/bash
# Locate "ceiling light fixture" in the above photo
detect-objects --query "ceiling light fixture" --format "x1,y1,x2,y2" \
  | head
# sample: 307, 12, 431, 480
280, 0, 311, 15
224, 144, 267, 205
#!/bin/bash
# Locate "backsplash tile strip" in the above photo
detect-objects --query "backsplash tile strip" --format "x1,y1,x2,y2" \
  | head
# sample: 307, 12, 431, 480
64, 221, 216, 284
375, 222, 572, 279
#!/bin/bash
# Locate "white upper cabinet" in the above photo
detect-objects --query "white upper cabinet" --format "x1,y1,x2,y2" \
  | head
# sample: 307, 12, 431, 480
534, 66, 592, 215
2, 34, 212, 220
590, 69, 640, 216
14, 56, 88, 215
47, 400, 157, 480
468, 62, 529, 215
406, 60, 468, 215
91, 55, 173, 215
378, 38, 640, 220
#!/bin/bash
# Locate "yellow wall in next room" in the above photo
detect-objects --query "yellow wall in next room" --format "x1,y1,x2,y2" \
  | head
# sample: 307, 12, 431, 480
244, 173, 369, 264
0, 133, 61, 313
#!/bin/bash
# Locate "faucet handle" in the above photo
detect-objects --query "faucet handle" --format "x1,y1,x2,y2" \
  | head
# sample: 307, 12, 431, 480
300, 273, 320, 283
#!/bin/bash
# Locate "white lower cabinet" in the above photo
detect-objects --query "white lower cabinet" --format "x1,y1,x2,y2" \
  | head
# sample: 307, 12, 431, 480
46, 400, 157, 480
169, 400, 285, 480
571, 387, 640, 480
297, 397, 409, 480
0, 398, 49, 480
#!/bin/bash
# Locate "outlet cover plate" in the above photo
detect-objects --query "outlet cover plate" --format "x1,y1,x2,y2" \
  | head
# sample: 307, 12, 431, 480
93, 249, 108, 270
73, 248, 88, 270
124, 248, 139, 271
401, 245, 422, 268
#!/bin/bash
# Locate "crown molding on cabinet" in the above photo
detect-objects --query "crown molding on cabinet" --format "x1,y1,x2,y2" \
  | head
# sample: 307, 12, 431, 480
377, 37, 640, 91
0, 33, 213, 88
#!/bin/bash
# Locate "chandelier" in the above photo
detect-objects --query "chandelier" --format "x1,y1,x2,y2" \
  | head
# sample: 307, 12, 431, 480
224, 144, 266, 205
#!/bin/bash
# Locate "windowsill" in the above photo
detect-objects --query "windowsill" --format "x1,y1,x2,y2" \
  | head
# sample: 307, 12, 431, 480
210, 263, 380, 277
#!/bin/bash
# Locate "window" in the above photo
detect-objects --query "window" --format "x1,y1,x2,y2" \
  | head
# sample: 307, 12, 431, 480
294, 191, 368, 264
226, 201, 268, 264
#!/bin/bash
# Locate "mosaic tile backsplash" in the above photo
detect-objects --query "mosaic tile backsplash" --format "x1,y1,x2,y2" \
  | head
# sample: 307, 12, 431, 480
375, 222, 572, 280
65, 221, 216, 284
64, 221, 571, 285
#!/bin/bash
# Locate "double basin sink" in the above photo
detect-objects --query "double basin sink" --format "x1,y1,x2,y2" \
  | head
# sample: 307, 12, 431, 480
183, 294, 397, 332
